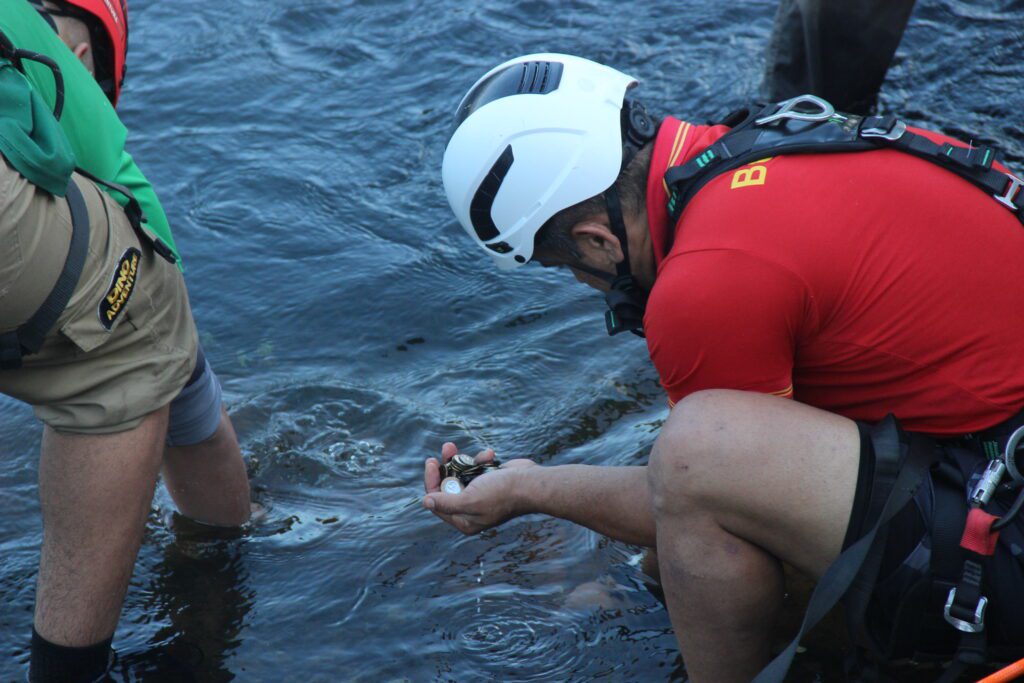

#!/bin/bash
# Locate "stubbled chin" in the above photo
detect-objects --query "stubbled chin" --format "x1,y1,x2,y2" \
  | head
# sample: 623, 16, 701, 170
569, 269, 610, 292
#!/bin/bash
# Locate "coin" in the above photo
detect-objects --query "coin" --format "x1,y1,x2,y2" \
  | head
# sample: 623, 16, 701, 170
458, 459, 501, 486
440, 453, 503, 486
452, 453, 477, 469
440, 477, 464, 495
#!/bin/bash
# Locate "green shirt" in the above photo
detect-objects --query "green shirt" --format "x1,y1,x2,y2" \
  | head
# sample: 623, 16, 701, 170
0, 0, 182, 266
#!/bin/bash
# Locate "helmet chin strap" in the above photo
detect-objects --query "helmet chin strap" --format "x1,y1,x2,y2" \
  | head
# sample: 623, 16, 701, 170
558, 187, 647, 337
543, 99, 656, 337
601, 98, 656, 338
602, 185, 648, 337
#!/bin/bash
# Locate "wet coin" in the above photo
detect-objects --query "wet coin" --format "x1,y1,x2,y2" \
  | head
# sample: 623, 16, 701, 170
440, 477, 464, 495
452, 453, 477, 469
441, 453, 502, 487
457, 459, 501, 486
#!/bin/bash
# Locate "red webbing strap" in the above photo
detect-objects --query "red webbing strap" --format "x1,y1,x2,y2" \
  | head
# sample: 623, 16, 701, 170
960, 507, 1000, 556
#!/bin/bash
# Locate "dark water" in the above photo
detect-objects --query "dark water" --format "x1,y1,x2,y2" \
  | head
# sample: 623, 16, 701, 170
2, 0, 1023, 680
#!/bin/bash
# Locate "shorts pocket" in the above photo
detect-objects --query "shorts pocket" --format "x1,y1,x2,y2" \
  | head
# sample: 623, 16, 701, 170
61, 245, 145, 353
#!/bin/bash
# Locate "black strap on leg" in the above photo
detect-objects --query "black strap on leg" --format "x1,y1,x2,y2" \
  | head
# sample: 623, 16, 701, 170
752, 419, 939, 683
844, 419, 904, 658
926, 476, 969, 641
0, 179, 90, 370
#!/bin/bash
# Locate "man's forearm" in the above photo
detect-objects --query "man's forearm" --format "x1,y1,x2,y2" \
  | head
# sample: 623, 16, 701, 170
518, 465, 656, 546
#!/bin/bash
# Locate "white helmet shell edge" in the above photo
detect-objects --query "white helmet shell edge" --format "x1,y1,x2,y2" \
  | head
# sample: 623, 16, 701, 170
442, 53, 637, 270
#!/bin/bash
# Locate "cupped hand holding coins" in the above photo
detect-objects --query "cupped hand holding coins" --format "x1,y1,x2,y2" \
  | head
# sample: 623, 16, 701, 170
422, 442, 538, 535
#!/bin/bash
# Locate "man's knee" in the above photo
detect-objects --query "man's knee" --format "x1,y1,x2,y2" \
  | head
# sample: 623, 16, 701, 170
649, 390, 744, 515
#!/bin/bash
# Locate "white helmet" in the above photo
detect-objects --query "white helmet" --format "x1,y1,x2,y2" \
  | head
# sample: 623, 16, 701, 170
442, 53, 638, 270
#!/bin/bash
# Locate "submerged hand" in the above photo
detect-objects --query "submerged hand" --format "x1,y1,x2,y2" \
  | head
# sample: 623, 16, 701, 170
422, 442, 537, 535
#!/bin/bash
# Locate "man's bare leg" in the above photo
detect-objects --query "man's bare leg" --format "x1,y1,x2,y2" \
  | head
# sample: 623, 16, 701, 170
162, 407, 250, 527
647, 390, 861, 683
35, 406, 169, 648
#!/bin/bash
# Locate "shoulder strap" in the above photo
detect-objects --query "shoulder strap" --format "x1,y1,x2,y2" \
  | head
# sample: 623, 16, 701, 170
0, 178, 90, 369
664, 96, 1024, 236
664, 97, 875, 229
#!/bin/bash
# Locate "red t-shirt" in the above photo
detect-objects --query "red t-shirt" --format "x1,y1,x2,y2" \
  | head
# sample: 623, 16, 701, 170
643, 116, 1024, 435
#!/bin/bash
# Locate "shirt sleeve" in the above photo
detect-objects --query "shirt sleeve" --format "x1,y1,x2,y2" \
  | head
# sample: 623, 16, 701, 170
644, 249, 812, 406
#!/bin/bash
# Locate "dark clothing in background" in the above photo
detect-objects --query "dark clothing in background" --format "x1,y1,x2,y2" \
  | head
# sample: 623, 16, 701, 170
763, 0, 917, 114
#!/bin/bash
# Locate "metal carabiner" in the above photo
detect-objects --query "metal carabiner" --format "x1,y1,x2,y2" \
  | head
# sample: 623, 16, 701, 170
1004, 425, 1024, 484
755, 94, 836, 126
971, 459, 1007, 507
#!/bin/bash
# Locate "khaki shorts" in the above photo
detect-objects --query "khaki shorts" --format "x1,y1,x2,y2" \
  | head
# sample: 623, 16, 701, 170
0, 159, 197, 434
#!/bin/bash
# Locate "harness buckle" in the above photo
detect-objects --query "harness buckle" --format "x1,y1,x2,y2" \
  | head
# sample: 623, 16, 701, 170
755, 94, 836, 126
860, 116, 908, 141
944, 588, 987, 633
994, 173, 1024, 212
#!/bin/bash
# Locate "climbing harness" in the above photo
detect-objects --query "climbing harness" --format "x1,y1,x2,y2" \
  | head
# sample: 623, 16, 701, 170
689, 95, 1024, 683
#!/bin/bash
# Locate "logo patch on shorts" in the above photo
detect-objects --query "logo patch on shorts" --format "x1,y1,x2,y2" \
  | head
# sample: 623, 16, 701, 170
98, 248, 141, 330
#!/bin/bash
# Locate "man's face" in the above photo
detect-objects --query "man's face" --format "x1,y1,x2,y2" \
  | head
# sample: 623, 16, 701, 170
569, 266, 611, 292
540, 222, 618, 290
535, 219, 621, 292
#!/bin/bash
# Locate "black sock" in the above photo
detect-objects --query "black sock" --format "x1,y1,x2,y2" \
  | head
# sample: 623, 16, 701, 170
29, 627, 112, 683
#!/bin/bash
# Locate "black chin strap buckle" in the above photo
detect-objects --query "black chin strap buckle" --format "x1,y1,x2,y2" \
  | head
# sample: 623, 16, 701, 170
604, 275, 647, 337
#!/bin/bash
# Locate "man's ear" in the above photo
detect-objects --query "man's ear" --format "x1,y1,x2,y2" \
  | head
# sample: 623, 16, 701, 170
71, 42, 93, 74
570, 220, 624, 266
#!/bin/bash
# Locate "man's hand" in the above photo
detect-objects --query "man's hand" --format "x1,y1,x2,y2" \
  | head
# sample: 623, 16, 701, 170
422, 442, 537, 535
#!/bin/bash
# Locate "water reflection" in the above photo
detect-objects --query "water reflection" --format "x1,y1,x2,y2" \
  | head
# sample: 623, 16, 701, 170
116, 516, 253, 681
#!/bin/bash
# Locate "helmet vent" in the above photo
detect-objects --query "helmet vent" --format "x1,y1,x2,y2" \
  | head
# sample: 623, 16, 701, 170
516, 61, 562, 95
469, 145, 515, 243
486, 241, 514, 254
449, 61, 564, 140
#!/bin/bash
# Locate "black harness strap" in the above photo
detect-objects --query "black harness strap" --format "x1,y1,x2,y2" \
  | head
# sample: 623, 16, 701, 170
0, 179, 90, 369
664, 101, 1024, 238
843, 418, 904, 658
753, 421, 940, 683
72, 166, 177, 265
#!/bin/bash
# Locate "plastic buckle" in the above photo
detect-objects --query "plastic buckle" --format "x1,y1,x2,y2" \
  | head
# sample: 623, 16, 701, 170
755, 94, 836, 126
605, 309, 621, 336
966, 145, 995, 169
944, 588, 987, 633
151, 237, 177, 265
940, 142, 996, 170
861, 116, 908, 141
